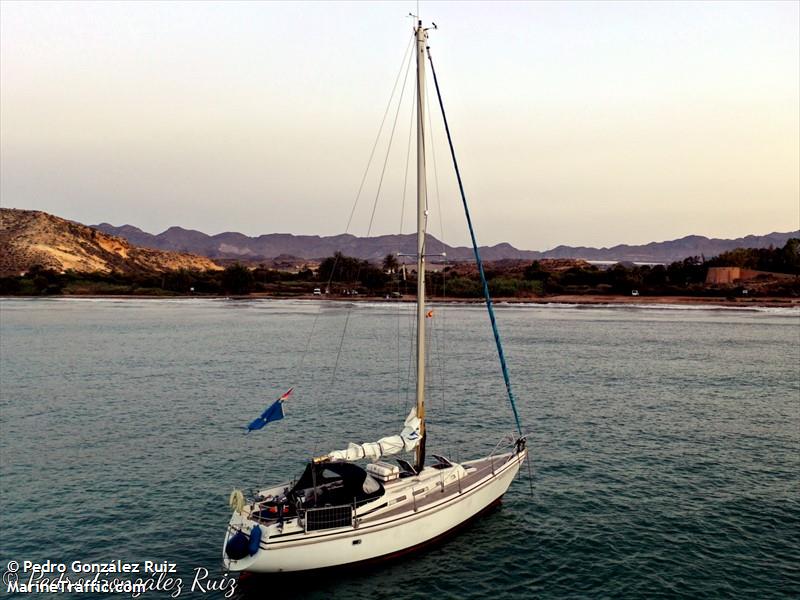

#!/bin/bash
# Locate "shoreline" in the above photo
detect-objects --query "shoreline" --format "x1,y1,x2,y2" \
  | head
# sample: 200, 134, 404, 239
2, 293, 798, 309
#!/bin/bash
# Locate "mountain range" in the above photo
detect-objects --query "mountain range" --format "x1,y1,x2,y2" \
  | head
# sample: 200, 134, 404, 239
93, 222, 799, 265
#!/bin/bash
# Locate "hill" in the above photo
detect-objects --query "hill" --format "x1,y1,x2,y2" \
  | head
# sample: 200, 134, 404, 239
93, 222, 800, 264
90, 225, 522, 262
0, 209, 221, 276
542, 232, 800, 263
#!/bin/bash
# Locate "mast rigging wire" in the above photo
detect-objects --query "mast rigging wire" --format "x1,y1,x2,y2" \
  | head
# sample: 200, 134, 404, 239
397, 76, 416, 410
424, 75, 447, 413
328, 36, 416, 391
282, 34, 415, 459
426, 46, 524, 438
294, 34, 415, 379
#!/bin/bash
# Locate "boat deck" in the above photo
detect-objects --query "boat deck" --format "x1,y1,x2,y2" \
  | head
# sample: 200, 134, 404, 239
360, 452, 516, 524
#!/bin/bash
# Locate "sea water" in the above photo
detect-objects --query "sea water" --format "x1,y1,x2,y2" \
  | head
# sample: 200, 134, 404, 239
0, 298, 798, 599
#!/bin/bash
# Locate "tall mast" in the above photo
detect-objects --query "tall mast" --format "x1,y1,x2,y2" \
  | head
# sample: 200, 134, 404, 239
414, 20, 428, 472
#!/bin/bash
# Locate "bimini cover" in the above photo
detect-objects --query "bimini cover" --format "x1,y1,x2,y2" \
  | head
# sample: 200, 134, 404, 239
290, 462, 384, 506
328, 407, 421, 462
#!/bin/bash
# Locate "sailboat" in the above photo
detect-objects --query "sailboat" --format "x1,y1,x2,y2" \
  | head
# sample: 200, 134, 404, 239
222, 20, 528, 573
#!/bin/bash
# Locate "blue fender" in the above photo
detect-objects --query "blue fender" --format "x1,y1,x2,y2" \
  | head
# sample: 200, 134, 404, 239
225, 531, 249, 561
248, 525, 262, 556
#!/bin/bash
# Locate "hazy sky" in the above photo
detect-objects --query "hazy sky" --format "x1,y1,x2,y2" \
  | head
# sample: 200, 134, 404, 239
1, 1, 798, 249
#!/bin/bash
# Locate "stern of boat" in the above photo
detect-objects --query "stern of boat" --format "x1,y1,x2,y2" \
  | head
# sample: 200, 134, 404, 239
222, 509, 260, 572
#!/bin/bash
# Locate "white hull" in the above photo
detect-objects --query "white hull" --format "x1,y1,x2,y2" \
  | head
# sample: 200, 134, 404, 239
223, 448, 526, 573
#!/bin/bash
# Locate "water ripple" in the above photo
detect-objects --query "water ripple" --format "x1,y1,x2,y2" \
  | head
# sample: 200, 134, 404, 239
0, 298, 798, 599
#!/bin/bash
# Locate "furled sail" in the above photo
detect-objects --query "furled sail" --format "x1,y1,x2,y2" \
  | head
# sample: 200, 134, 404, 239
328, 407, 420, 462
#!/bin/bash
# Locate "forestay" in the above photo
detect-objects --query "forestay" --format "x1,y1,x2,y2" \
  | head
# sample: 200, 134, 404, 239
328, 408, 421, 461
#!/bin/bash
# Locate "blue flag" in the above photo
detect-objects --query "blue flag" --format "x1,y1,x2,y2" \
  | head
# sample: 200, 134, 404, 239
246, 388, 293, 433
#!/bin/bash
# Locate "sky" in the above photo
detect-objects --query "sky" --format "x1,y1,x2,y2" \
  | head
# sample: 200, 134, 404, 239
1, 0, 798, 250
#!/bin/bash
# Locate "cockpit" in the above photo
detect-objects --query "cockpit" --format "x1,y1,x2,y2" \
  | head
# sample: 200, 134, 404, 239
253, 462, 385, 521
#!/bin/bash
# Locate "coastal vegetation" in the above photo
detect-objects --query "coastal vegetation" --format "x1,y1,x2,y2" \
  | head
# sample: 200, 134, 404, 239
705, 238, 799, 273
1, 239, 797, 299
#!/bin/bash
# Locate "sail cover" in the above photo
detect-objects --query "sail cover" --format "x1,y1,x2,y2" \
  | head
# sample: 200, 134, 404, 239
328, 407, 421, 462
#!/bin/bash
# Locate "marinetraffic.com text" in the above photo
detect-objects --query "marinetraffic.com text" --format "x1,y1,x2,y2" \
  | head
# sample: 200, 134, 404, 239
2, 560, 236, 597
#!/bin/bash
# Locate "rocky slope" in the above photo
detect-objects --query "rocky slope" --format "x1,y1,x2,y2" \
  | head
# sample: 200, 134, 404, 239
94, 222, 799, 264
0, 209, 221, 276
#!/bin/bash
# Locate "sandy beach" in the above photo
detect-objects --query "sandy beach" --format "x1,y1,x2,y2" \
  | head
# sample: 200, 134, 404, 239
6, 293, 797, 309
243, 292, 800, 308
